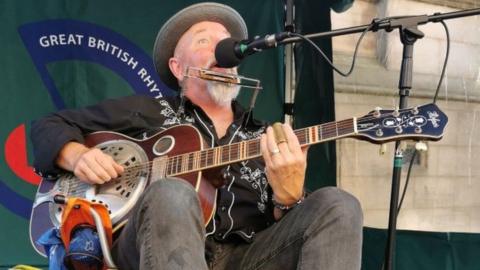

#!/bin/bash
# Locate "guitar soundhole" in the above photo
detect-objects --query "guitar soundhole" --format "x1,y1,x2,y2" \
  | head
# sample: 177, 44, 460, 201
153, 135, 175, 156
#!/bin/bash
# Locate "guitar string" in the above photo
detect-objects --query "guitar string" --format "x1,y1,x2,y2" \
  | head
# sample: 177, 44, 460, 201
67, 121, 361, 189
67, 125, 348, 189
68, 111, 414, 188
67, 109, 429, 188
107, 107, 428, 178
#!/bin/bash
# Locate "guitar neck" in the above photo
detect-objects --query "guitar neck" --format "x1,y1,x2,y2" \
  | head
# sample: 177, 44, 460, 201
164, 118, 356, 177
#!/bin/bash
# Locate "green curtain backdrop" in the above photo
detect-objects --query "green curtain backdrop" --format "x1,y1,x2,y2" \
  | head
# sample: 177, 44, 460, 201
362, 227, 480, 270
294, 0, 337, 190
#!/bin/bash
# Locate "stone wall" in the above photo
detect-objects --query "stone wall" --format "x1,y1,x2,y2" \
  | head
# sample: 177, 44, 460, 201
330, 0, 480, 232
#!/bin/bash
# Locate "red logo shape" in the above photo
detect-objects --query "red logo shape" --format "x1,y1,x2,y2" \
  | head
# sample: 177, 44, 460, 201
5, 124, 41, 185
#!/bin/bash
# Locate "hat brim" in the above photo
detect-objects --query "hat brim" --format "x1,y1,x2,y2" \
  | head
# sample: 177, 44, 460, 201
153, 2, 248, 91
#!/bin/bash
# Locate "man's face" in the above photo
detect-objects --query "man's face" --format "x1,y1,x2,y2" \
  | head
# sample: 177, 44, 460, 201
172, 21, 240, 105
174, 21, 231, 73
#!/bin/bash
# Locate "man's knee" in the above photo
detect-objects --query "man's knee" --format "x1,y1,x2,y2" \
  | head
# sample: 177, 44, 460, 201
305, 187, 363, 229
143, 178, 197, 203
136, 178, 201, 221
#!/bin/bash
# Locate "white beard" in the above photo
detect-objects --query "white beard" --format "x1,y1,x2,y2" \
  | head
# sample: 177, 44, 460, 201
206, 81, 240, 106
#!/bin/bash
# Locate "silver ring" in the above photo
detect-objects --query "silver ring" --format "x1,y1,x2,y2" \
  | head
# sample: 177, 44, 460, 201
270, 148, 280, 155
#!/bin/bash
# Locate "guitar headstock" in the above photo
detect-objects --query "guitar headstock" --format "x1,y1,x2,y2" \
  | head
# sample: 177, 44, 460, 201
355, 103, 448, 143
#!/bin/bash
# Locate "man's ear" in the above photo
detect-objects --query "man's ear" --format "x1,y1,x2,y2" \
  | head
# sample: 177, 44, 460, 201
168, 57, 184, 81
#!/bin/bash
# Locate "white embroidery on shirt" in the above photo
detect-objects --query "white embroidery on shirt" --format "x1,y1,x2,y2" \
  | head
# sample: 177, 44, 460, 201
158, 99, 194, 126
240, 161, 268, 213
237, 126, 266, 140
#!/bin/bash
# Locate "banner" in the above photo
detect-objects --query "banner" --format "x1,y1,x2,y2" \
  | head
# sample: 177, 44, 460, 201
0, 0, 288, 266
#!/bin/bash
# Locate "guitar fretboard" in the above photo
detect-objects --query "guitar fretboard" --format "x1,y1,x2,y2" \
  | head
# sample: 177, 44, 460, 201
162, 118, 356, 176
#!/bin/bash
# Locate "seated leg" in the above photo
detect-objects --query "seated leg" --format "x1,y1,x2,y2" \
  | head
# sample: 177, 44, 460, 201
111, 178, 208, 270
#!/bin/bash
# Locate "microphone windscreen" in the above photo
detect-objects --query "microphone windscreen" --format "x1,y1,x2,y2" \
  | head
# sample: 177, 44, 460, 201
215, 38, 242, 68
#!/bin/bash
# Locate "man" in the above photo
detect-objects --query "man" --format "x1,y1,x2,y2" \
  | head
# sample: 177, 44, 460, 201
31, 2, 362, 269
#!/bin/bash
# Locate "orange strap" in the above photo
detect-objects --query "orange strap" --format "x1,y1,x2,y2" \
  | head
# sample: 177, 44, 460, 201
60, 198, 113, 252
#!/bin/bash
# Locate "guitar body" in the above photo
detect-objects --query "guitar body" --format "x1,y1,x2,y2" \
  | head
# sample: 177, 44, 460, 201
30, 125, 217, 257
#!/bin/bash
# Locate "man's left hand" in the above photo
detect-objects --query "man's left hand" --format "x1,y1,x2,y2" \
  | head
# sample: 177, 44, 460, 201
260, 123, 308, 206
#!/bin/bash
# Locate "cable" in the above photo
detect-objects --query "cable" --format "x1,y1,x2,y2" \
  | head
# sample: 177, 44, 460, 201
289, 20, 377, 77
433, 21, 451, 104
396, 20, 450, 217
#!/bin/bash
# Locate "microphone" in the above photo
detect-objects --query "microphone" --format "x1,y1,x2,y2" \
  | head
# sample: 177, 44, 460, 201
215, 32, 290, 68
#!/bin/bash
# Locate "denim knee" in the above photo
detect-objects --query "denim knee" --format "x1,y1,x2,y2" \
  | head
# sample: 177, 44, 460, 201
305, 187, 363, 230
135, 178, 201, 223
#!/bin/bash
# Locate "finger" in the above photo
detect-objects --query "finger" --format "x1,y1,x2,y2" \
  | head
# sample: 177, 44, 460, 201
260, 134, 273, 168
266, 127, 283, 162
83, 156, 112, 181
77, 162, 104, 184
96, 154, 120, 178
113, 162, 124, 174
272, 123, 287, 144
301, 145, 310, 158
283, 123, 303, 157
274, 123, 292, 157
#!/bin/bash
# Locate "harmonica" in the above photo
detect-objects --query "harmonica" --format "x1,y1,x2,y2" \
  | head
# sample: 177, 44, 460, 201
184, 67, 262, 89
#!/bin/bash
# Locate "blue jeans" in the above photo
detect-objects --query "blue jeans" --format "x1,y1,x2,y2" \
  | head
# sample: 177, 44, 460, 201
111, 178, 363, 270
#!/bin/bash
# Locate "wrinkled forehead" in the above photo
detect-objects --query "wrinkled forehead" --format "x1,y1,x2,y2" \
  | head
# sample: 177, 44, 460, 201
174, 21, 231, 53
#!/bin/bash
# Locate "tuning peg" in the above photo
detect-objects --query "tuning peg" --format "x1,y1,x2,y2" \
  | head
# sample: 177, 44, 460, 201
400, 141, 407, 152
392, 107, 400, 117
415, 141, 428, 152
373, 107, 382, 118
412, 107, 419, 115
379, 144, 387, 155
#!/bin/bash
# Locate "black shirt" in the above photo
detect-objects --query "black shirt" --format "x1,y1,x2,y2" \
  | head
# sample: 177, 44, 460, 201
31, 94, 276, 243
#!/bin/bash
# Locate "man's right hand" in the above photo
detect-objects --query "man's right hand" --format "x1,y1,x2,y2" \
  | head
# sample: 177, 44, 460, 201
56, 141, 124, 185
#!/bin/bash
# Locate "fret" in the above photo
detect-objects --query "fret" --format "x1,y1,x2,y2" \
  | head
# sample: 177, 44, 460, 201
335, 122, 339, 137
175, 155, 181, 174
319, 124, 323, 141
320, 124, 326, 140
240, 141, 247, 159
220, 145, 227, 164
248, 141, 257, 157
313, 125, 319, 143
200, 150, 207, 169
169, 156, 175, 175
238, 142, 242, 160
306, 128, 311, 145
165, 159, 171, 176
182, 153, 188, 173
195, 151, 200, 171
206, 149, 214, 167
188, 152, 194, 171
214, 147, 219, 166
232, 144, 239, 161
353, 117, 358, 134
171, 157, 176, 175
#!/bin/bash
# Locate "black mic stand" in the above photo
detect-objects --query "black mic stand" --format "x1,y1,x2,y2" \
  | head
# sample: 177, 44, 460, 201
283, 0, 296, 125
385, 16, 425, 270
277, 8, 480, 270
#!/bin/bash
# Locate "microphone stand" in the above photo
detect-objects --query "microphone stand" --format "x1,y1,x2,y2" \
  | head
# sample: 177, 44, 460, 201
277, 8, 480, 270
283, 0, 296, 125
